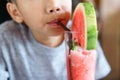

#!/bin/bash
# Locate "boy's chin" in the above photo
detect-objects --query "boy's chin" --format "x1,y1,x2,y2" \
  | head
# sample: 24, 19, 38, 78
49, 31, 64, 37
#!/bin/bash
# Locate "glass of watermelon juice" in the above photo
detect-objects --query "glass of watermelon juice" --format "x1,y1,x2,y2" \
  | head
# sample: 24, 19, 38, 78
65, 31, 96, 80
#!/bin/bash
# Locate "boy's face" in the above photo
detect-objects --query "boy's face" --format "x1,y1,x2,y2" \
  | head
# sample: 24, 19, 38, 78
7, 0, 72, 37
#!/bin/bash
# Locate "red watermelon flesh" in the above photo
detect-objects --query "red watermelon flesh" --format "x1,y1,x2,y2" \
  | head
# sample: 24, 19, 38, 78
71, 4, 86, 49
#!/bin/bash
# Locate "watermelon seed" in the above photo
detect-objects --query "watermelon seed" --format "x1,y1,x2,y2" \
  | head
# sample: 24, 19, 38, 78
79, 43, 81, 46
74, 38, 76, 40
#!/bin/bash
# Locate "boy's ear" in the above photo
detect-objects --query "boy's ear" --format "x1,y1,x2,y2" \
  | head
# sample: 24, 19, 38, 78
6, 2, 23, 23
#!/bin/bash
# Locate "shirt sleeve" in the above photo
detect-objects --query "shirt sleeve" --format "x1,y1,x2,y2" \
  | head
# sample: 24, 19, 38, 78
0, 47, 9, 80
95, 41, 111, 79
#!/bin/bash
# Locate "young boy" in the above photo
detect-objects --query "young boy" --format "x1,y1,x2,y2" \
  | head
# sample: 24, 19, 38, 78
0, 0, 111, 80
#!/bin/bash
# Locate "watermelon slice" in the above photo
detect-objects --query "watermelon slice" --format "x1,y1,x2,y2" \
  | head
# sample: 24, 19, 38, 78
71, 2, 98, 50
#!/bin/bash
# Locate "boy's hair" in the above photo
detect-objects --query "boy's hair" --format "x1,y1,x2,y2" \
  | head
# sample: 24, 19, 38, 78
7, 0, 17, 4
7, 0, 15, 2
7, 0, 11, 2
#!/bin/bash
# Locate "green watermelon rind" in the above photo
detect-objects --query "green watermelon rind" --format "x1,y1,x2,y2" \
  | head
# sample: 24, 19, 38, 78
83, 2, 98, 50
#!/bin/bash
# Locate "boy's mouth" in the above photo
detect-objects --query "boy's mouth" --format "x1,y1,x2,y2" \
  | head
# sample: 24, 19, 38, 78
47, 19, 65, 28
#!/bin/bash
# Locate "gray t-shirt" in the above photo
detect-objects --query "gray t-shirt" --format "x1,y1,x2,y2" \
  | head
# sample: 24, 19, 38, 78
0, 20, 111, 80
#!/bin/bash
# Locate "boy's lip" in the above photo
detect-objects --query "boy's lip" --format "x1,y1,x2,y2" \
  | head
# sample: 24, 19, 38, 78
47, 18, 66, 27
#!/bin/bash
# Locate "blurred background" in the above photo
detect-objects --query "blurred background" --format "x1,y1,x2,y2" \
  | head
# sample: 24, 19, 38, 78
0, 0, 120, 80
99, 0, 120, 80
0, 0, 11, 24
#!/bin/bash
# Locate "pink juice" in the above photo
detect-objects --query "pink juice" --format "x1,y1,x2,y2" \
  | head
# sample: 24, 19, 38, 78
66, 48, 96, 80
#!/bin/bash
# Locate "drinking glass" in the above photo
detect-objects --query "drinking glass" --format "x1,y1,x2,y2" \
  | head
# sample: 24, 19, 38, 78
65, 31, 96, 80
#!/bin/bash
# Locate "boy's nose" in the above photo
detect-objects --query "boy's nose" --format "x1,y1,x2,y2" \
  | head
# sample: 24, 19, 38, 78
49, 8, 60, 13
46, 7, 61, 14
